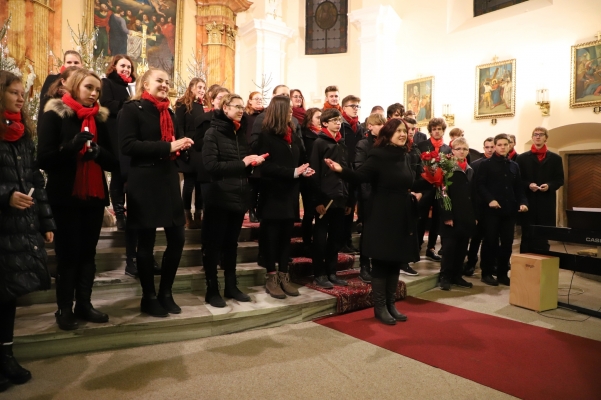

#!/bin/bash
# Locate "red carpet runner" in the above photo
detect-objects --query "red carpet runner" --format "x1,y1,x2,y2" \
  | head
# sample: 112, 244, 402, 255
317, 297, 601, 400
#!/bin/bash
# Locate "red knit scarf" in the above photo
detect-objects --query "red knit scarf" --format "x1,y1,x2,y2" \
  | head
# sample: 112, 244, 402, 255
430, 136, 444, 151
323, 102, 342, 112
3, 111, 25, 142
457, 159, 468, 171
508, 148, 517, 160
118, 73, 132, 83
531, 144, 547, 162
232, 120, 241, 131
284, 126, 292, 145
292, 107, 306, 124
141, 91, 178, 160
342, 111, 358, 132
407, 138, 414, 152
310, 125, 321, 134
61, 93, 105, 200
60, 65, 66, 73
321, 127, 341, 142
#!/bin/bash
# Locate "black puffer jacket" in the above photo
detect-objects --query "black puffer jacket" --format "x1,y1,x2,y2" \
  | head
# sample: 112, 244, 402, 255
0, 132, 56, 302
354, 132, 375, 200
309, 132, 351, 208
202, 110, 252, 213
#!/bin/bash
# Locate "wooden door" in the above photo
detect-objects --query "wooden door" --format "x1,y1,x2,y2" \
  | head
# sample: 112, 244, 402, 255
567, 153, 601, 208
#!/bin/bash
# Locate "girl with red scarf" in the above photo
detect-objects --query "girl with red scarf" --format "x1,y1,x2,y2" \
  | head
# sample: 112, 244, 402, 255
119, 69, 193, 318
0, 71, 55, 390
37, 69, 118, 331
290, 89, 306, 124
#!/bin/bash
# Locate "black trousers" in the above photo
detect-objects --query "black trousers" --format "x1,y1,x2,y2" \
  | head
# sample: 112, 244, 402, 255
418, 193, 440, 249
136, 226, 185, 296
440, 234, 471, 280
371, 260, 401, 278
312, 207, 345, 277
53, 205, 104, 309
300, 183, 314, 245
261, 219, 294, 273
343, 187, 358, 246
182, 172, 202, 211
202, 206, 245, 280
125, 225, 138, 261
249, 179, 261, 212
466, 219, 486, 266
109, 167, 125, 215
481, 213, 516, 278
0, 299, 17, 343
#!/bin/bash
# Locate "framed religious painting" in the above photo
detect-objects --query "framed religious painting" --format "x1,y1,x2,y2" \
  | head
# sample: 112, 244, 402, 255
404, 77, 434, 127
90, 0, 183, 83
570, 39, 601, 108
474, 59, 516, 119
305, 0, 348, 55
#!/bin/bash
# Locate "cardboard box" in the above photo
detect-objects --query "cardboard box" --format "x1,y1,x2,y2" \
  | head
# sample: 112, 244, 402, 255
509, 253, 559, 312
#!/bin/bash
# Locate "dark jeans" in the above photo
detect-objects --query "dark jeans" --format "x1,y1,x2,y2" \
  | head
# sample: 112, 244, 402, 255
312, 207, 345, 277
261, 219, 294, 273
418, 192, 440, 249
371, 260, 401, 278
0, 299, 17, 343
53, 205, 104, 309
482, 213, 516, 278
202, 206, 245, 280
182, 172, 202, 211
136, 226, 185, 296
300, 183, 314, 245
440, 234, 470, 280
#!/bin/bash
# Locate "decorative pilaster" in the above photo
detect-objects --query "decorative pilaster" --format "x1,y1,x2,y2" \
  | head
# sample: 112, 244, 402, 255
349, 5, 402, 111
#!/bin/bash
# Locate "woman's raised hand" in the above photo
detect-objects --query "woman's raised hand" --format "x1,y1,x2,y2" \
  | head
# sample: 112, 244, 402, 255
243, 154, 265, 167
324, 158, 342, 173
170, 137, 194, 153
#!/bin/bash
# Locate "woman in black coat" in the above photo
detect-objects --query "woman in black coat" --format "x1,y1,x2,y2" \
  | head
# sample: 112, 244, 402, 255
175, 78, 206, 228
299, 108, 321, 251
38, 51, 83, 124
100, 54, 136, 232
119, 68, 194, 318
244, 91, 264, 223
438, 138, 477, 291
201, 94, 265, 308
325, 119, 422, 325
37, 69, 118, 331
0, 71, 56, 389
256, 96, 314, 299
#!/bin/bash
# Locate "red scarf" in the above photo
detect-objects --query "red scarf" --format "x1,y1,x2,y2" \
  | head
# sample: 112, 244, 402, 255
430, 136, 444, 151
118, 73, 132, 83
60, 65, 66, 73
321, 127, 341, 142
508, 148, 517, 160
342, 111, 358, 132
3, 111, 25, 142
457, 159, 468, 171
449, 139, 455, 148
531, 144, 547, 162
232, 120, 241, 131
323, 102, 342, 112
141, 91, 178, 160
292, 107, 306, 124
407, 138, 414, 152
310, 125, 321, 134
61, 93, 105, 200
284, 127, 292, 144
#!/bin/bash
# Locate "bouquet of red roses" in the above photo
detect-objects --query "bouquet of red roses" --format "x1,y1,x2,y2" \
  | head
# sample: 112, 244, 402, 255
420, 150, 455, 211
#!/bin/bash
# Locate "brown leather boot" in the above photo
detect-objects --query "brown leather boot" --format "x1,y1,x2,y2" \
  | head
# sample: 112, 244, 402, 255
278, 271, 299, 296
265, 273, 286, 299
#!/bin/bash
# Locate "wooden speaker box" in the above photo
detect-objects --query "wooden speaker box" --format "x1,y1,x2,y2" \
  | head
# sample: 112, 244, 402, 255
509, 254, 560, 312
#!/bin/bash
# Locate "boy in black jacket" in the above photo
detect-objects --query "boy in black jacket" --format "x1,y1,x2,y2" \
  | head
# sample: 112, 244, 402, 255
310, 108, 352, 288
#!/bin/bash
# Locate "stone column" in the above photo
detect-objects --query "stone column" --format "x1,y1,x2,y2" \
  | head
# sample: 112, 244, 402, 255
348, 5, 402, 112
195, 0, 253, 89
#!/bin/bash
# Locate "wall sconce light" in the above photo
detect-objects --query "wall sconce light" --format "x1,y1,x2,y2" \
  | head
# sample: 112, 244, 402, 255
442, 104, 455, 127
491, 118, 497, 125
593, 106, 601, 114
536, 89, 550, 116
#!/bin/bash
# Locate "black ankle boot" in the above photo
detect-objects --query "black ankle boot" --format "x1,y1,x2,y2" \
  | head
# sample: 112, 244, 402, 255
386, 273, 408, 322
55, 308, 78, 331
223, 271, 251, 302
0, 373, 9, 392
116, 215, 126, 231
359, 263, 372, 283
371, 278, 396, 325
205, 279, 226, 308
74, 302, 109, 323
140, 295, 169, 317
158, 291, 181, 314
0, 344, 31, 385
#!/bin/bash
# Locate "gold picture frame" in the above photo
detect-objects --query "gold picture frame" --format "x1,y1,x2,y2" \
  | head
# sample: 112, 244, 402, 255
570, 39, 601, 108
87, 0, 183, 85
404, 76, 434, 127
474, 59, 516, 120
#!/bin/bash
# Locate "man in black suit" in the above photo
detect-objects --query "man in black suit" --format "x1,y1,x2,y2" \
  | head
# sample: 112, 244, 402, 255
404, 110, 427, 144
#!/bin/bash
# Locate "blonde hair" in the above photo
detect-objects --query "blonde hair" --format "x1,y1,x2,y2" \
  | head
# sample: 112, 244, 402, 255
220, 93, 243, 110
65, 69, 102, 102
366, 113, 386, 126
452, 137, 469, 149
132, 68, 168, 100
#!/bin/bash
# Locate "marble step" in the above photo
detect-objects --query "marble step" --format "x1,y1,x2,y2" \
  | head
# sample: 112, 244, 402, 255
13, 286, 338, 361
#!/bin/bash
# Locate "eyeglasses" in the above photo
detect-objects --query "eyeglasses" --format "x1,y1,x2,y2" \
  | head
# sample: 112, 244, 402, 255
532, 133, 546, 138
345, 104, 361, 109
453, 147, 469, 151
228, 105, 245, 111
252, 97, 262, 101
328, 118, 343, 123
291, 95, 303, 99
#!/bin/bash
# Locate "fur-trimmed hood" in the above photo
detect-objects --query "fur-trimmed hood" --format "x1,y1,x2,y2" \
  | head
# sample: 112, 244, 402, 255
44, 98, 109, 122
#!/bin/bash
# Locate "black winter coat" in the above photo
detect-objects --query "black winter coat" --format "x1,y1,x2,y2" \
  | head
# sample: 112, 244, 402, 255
301, 127, 318, 164
0, 132, 56, 302
413, 131, 427, 145
37, 99, 118, 208
340, 146, 420, 263
355, 132, 375, 200
309, 132, 351, 208
175, 101, 204, 174
477, 153, 528, 217
438, 165, 477, 238
340, 119, 365, 164
245, 109, 263, 146
119, 99, 185, 229
256, 130, 304, 220
516, 150, 564, 226
100, 71, 132, 157
251, 112, 305, 155
38, 73, 61, 125
193, 110, 214, 182
202, 110, 253, 214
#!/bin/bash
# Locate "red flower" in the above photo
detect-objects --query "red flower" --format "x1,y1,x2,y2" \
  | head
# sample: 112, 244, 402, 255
430, 150, 439, 159
421, 152, 433, 161
435, 156, 441, 162
421, 167, 444, 186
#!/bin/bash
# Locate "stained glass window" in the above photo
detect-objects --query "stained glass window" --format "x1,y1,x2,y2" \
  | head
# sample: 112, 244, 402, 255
305, 0, 348, 55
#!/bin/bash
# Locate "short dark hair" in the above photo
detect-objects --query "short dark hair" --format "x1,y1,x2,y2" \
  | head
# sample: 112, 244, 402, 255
371, 105, 384, 113
427, 117, 447, 133
341, 95, 361, 107
387, 103, 405, 118
302, 107, 321, 129
403, 117, 417, 125
320, 108, 342, 126
324, 85, 339, 95
494, 133, 510, 145
375, 118, 408, 147
483, 137, 494, 145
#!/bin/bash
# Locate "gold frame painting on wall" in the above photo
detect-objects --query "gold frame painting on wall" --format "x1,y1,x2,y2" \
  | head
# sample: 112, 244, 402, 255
87, 0, 183, 84
570, 39, 601, 108
404, 76, 434, 127
474, 59, 516, 120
